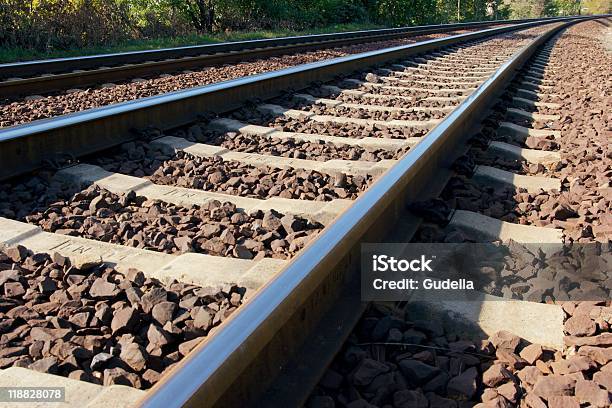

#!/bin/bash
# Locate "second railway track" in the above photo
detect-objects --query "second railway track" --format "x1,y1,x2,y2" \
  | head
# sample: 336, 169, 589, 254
0, 17, 559, 102
0, 15, 609, 408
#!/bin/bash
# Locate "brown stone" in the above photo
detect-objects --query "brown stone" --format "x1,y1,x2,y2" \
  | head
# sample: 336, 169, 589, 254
517, 366, 543, 386
68, 370, 94, 382
119, 342, 147, 372
519, 343, 543, 364
447, 367, 478, 399
565, 332, 612, 347
191, 307, 213, 331
495, 349, 528, 370
593, 370, 612, 390
398, 359, 440, 386
481, 388, 499, 402
547, 396, 579, 408
142, 369, 161, 385
178, 337, 204, 356
483, 364, 514, 387
140, 287, 167, 313
532, 375, 575, 399
576, 345, 612, 365
4, 282, 25, 297
110, 306, 139, 334
90, 352, 113, 370
393, 390, 428, 408
69, 312, 90, 328
550, 355, 596, 375
126, 269, 145, 286
0, 269, 21, 286
352, 358, 389, 386
89, 278, 119, 298
29, 357, 58, 374
525, 394, 547, 408
574, 379, 611, 407
30, 327, 72, 342
147, 324, 172, 347
103, 367, 141, 388
490, 330, 521, 352
564, 314, 597, 337
496, 381, 520, 403
5, 246, 28, 262
151, 301, 176, 325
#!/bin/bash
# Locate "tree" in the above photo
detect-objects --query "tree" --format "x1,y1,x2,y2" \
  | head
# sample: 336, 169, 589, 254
170, 0, 216, 32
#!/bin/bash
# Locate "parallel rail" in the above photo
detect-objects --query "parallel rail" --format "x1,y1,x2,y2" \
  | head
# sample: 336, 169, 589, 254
0, 17, 565, 99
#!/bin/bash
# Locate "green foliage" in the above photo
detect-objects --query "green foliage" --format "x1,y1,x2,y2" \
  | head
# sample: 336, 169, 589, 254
502, 0, 600, 18
582, 0, 611, 14
0, 0, 584, 60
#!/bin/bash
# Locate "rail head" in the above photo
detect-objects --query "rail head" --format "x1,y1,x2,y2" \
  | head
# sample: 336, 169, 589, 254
137, 15, 594, 408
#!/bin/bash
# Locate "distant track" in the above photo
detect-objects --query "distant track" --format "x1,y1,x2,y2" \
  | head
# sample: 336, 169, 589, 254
0, 17, 560, 99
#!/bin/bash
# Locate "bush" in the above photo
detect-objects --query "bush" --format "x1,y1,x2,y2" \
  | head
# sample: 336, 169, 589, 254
1, 0, 563, 57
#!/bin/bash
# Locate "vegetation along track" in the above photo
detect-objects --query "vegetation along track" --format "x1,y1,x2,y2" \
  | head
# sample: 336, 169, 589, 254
0, 16, 608, 408
1, 18, 562, 126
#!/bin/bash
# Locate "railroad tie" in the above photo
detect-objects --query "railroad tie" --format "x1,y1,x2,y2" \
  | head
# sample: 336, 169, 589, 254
0, 366, 144, 407
56, 163, 350, 225
152, 135, 397, 177
292, 93, 454, 114
209, 117, 419, 150
0, 216, 286, 293
256, 103, 442, 131
499, 121, 561, 139
471, 165, 561, 193
487, 141, 562, 164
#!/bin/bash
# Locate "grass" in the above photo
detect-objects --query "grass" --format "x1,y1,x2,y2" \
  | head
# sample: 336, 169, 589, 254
0, 22, 384, 63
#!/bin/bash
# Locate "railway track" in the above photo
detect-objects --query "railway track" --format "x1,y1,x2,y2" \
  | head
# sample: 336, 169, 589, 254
0, 15, 609, 408
0, 17, 556, 101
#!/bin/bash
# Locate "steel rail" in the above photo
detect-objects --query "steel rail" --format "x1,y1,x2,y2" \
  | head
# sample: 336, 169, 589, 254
0, 17, 561, 80
137, 17, 591, 408
0, 18, 578, 182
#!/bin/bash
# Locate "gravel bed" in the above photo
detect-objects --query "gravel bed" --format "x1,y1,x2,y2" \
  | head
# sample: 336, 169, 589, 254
307, 301, 611, 408
307, 304, 498, 408
0, 173, 75, 221
189, 129, 408, 161
94, 142, 372, 200
0, 246, 245, 389
22, 185, 322, 260
0, 31, 485, 128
